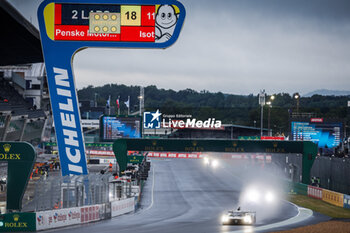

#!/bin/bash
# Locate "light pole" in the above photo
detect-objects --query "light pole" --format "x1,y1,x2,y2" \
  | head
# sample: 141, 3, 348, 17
94, 93, 99, 107
293, 93, 300, 114
267, 101, 271, 136
267, 95, 275, 136
138, 95, 143, 116
259, 90, 266, 137
138, 86, 144, 116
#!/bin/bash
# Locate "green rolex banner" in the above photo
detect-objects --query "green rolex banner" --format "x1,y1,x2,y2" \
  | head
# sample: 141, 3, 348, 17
0, 142, 36, 211
0, 212, 36, 232
127, 155, 144, 164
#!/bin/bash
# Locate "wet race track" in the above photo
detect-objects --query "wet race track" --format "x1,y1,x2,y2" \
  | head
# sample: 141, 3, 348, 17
46, 158, 329, 233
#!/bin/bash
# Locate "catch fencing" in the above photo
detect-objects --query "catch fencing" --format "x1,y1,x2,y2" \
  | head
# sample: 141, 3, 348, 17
270, 153, 303, 183
311, 156, 350, 195
22, 173, 136, 212
272, 153, 350, 195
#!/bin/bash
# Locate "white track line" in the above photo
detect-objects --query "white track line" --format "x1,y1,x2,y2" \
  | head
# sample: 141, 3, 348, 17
144, 165, 155, 211
228, 203, 313, 233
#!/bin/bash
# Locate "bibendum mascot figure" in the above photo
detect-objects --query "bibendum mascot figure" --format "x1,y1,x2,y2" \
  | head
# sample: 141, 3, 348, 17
155, 5, 179, 43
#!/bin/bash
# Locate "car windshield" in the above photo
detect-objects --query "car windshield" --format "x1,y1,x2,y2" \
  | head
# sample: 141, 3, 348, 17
228, 212, 244, 217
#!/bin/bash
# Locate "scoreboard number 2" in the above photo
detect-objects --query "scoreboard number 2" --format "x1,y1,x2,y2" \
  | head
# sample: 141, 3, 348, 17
72, 10, 78, 19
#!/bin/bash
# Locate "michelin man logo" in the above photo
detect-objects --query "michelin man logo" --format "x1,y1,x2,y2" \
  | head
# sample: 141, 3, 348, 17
144, 110, 162, 129
155, 5, 179, 43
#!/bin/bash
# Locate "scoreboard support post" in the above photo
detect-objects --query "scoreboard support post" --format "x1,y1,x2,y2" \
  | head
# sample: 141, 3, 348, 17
38, 0, 186, 176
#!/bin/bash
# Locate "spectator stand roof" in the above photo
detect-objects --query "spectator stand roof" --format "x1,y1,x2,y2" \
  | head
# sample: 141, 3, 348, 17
0, 0, 43, 66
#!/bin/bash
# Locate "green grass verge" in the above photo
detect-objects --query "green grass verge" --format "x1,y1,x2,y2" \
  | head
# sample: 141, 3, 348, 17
288, 194, 350, 218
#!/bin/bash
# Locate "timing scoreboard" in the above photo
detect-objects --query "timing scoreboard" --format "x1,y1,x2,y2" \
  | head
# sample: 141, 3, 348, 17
100, 116, 141, 141
291, 121, 342, 148
51, 4, 158, 42
37, 0, 185, 176
42, 1, 184, 44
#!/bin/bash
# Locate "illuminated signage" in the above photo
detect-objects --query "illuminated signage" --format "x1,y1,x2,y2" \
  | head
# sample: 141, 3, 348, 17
292, 121, 342, 148
310, 118, 323, 123
43, 2, 184, 43
101, 116, 141, 141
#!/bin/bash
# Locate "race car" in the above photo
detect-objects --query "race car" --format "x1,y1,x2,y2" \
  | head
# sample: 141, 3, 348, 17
203, 157, 219, 168
221, 209, 256, 225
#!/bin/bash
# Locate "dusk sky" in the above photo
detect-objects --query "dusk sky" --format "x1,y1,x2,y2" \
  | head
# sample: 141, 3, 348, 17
9, 0, 350, 95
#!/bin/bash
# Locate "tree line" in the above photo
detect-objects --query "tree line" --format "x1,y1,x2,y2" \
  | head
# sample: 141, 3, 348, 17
78, 84, 350, 135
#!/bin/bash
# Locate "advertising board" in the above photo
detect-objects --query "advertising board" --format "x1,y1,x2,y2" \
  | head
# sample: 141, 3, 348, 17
100, 116, 141, 141
48, 3, 184, 43
36, 204, 104, 230
307, 185, 322, 200
111, 198, 135, 217
291, 121, 342, 148
147, 152, 271, 162
148, 152, 204, 159
0, 142, 36, 211
0, 213, 36, 232
80, 204, 103, 223
36, 206, 81, 230
344, 194, 350, 209
128, 155, 144, 164
322, 189, 344, 207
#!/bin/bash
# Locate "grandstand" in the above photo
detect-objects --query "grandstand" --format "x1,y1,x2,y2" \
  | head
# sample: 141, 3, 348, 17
0, 0, 50, 145
0, 69, 49, 144
0, 0, 53, 212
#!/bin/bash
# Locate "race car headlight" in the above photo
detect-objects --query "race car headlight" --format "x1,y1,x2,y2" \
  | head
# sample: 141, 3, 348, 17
246, 188, 260, 203
265, 191, 275, 203
221, 215, 229, 223
211, 159, 219, 168
243, 215, 252, 224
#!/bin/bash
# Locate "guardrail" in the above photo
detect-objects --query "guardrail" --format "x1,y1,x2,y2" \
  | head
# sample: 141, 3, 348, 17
307, 186, 322, 200
36, 203, 105, 231
288, 181, 350, 210
0, 197, 135, 232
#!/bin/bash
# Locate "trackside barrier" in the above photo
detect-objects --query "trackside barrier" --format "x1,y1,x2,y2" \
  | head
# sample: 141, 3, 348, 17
111, 198, 134, 217
0, 212, 36, 232
344, 194, 350, 210
80, 204, 104, 223
35, 197, 137, 231
147, 152, 272, 162
36, 204, 104, 231
99, 158, 116, 164
289, 181, 350, 209
148, 152, 204, 159
135, 180, 145, 209
322, 189, 344, 207
307, 185, 322, 200
87, 150, 114, 156
288, 182, 308, 196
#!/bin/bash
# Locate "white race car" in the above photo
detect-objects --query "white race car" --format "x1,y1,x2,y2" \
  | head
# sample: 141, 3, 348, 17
203, 157, 219, 168
221, 209, 256, 225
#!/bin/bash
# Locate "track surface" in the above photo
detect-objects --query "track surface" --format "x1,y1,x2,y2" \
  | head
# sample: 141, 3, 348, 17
45, 158, 328, 233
